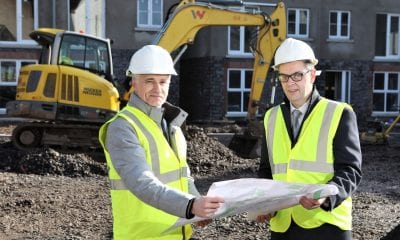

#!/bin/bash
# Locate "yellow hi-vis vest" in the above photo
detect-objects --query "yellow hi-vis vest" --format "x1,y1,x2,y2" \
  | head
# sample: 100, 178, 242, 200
99, 105, 192, 240
264, 98, 352, 232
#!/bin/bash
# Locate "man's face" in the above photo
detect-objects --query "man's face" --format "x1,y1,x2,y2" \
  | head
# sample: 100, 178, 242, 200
132, 74, 171, 107
278, 61, 316, 108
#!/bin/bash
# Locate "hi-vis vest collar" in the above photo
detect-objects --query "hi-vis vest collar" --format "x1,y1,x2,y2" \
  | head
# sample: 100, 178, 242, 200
128, 93, 188, 128
266, 99, 341, 175
129, 93, 164, 125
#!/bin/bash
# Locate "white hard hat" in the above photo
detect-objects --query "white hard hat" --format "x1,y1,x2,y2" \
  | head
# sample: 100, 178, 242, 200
272, 38, 318, 70
126, 45, 177, 76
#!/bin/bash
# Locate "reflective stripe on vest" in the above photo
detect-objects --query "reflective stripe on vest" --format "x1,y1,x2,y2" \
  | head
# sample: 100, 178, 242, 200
110, 171, 189, 190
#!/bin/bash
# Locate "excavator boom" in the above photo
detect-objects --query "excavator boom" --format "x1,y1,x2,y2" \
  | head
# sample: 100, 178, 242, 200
153, 0, 286, 120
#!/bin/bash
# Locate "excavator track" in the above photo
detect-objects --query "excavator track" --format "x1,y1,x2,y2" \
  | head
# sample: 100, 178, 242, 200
11, 122, 102, 151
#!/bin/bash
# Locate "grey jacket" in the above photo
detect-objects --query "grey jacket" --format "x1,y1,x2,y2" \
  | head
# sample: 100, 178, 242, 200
105, 93, 200, 218
258, 88, 362, 211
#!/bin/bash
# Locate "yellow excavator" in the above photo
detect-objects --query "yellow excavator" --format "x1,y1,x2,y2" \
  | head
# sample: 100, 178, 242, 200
6, 28, 119, 149
6, 0, 286, 150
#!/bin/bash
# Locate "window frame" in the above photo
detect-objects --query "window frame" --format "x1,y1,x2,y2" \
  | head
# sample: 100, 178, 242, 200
375, 13, 400, 60
0, 0, 38, 45
0, 59, 37, 86
372, 72, 400, 116
324, 70, 352, 103
226, 68, 253, 117
287, 8, 310, 38
227, 26, 254, 56
227, 6, 259, 56
137, 0, 163, 29
0, 59, 37, 114
329, 10, 351, 40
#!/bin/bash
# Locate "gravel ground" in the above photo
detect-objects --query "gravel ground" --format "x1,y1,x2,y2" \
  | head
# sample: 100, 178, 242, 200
0, 123, 399, 240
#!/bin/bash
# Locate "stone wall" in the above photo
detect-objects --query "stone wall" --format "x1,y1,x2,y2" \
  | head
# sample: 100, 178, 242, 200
180, 57, 226, 121
317, 59, 373, 129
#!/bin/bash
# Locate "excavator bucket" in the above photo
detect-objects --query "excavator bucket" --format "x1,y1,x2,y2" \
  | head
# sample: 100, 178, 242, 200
360, 114, 400, 147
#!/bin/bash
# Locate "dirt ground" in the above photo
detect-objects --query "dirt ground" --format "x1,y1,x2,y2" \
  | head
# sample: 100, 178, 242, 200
0, 123, 399, 240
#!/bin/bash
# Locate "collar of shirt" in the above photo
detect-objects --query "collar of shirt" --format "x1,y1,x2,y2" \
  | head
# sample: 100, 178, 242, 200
290, 101, 309, 122
129, 93, 164, 125
290, 102, 309, 115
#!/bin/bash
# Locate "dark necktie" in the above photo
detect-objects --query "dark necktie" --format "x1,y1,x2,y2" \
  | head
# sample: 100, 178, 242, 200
292, 110, 302, 138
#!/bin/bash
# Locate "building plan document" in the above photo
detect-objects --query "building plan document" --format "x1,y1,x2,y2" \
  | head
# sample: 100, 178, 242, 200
164, 178, 338, 233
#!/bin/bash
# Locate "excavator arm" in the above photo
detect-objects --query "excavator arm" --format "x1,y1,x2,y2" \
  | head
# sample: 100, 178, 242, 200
153, 0, 286, 120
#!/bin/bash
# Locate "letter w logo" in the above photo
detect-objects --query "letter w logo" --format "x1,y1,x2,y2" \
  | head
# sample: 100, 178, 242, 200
191, 10, 206, 19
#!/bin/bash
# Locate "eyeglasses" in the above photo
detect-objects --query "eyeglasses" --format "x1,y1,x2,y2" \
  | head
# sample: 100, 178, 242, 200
277, 69, 311, 83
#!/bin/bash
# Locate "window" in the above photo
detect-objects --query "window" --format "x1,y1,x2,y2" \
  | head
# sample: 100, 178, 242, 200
373, 72, 400, 115
0, 60, 36, 85
137, 0, 163, 28
325, 70, 351, 103
0, 0, 38, 43
287, 8, 309, 38
0, 61, 17, 84
228, 6, 259, 56
227, 69, 252, 116
0, 59, 36, 111
228, 26, 257, 55
375, 14, 400, 59
329, 11, 351, 39
59, 34, 111, 77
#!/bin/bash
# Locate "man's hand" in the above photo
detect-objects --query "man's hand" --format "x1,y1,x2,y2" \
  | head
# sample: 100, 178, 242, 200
255, 212, 276, 223
299, 196, 326, 209
195, 219, 212, 228
192, 196, 224, 218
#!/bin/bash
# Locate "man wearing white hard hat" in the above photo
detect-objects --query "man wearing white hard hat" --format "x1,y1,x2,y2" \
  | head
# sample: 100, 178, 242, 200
257, 38, 362, 240
99, 45, 224, 239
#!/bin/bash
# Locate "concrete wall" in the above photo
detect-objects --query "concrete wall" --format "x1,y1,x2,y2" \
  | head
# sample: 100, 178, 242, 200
37, 0, 69, 29
105, 0, 178, 50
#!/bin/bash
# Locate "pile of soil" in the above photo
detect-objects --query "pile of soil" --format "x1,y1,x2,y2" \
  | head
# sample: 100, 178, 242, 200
0, 123, 399, 239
